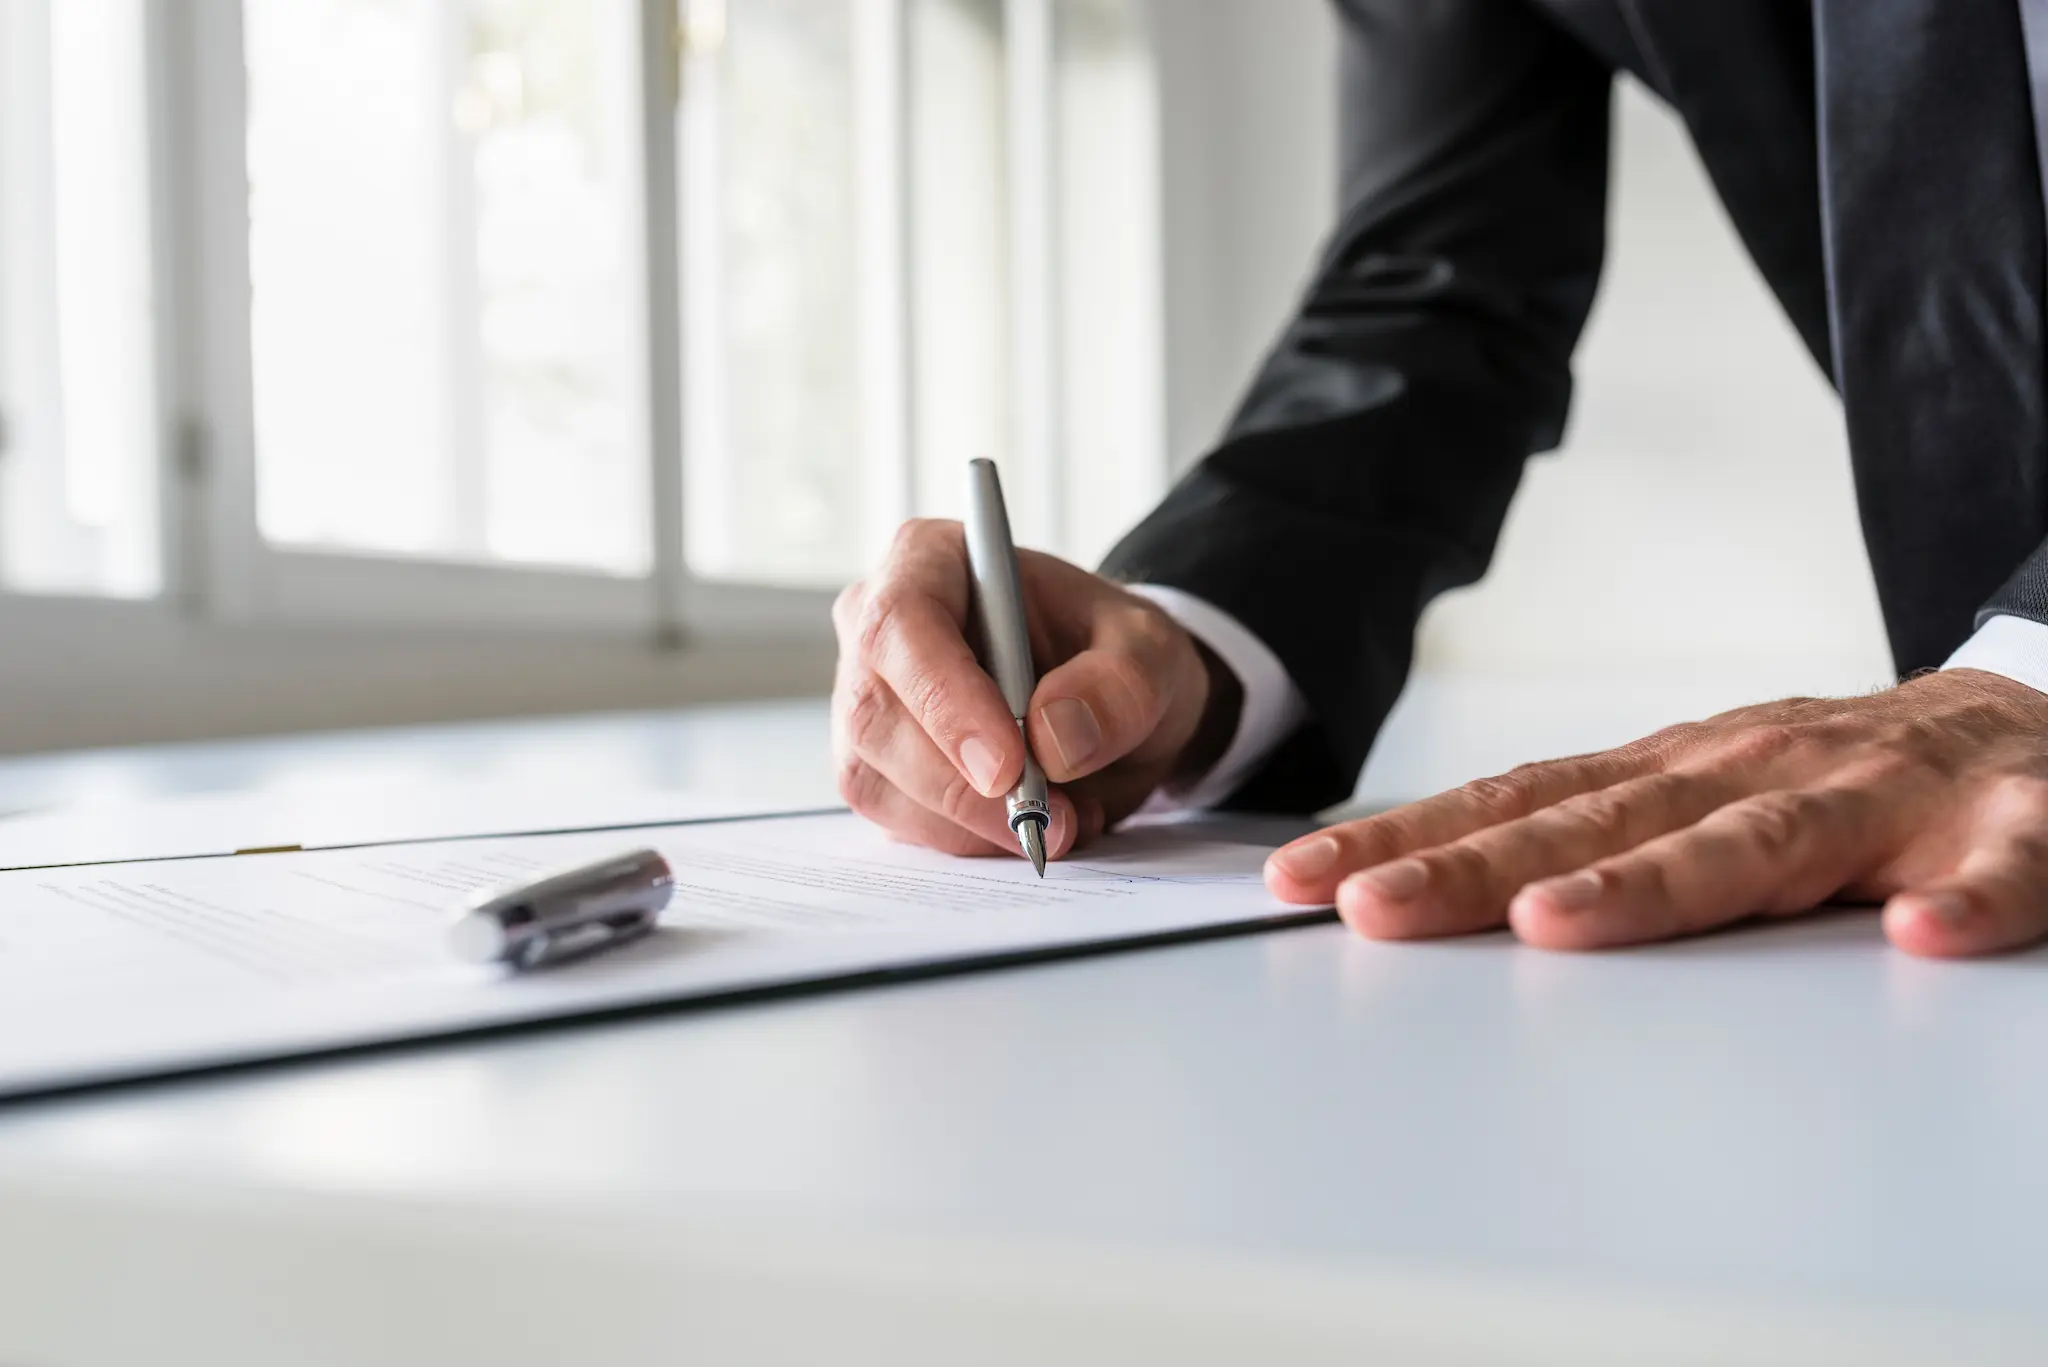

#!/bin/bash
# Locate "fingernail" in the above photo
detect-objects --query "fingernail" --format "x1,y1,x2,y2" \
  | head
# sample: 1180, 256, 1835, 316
1913, 892, 1975, 928
1039, 697, 1103, 771
1360, 859, 1427, 901
1272, 835, 1340, 882
959, 736, 1004, 796
1531, 869, 1605, 912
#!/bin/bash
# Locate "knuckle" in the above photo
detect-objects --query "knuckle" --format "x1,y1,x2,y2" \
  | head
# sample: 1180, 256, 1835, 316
1741, 723, 1804, 759
1637, 768, 1724, 820
889, 517, 941, 554
898, 663, 966, 736
1802, 717, 1863, 750
1122, 602, 1180, 660
854, 585, 914, 664
1564, 787, 1634, 837
831, 580, 866, 636
1880, 716, 1946, 755
1323, 820, 1397, 869
1837, 747, 1937, 797
1422, 842, 1488, 891
885, 517, 962, 566
937, 771, 985, 829
1458, 771, 1538, 819
1636, 767, 1707, 806
1102, 648, 1169, 731
1730, 790, 1818, 859
835, 754, 889, 815
1713, 723, 1806, 770
840, 671, 894, 755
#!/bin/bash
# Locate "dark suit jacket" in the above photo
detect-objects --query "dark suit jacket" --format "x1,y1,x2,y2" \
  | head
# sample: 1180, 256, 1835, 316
1103, 0, 2048, 812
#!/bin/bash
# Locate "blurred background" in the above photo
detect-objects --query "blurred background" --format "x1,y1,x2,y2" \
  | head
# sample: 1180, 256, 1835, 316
0, 0, 1891, 782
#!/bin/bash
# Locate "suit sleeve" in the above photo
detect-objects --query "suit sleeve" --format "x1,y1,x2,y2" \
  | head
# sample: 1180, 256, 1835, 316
1100, 0, 1614, 813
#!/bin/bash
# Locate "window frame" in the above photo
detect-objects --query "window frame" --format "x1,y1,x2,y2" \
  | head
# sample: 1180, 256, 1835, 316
148, 0, 838, 638
0, 0, 1165, 665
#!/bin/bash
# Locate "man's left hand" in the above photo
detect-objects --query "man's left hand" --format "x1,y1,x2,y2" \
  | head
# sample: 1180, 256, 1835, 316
1265, 669, 2048, 957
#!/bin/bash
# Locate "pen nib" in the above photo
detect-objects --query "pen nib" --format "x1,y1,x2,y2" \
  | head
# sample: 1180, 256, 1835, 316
1019, 819, 1047, 878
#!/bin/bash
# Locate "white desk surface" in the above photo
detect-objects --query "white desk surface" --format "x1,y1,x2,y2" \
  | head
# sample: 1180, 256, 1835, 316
0, 696, 2044, 1365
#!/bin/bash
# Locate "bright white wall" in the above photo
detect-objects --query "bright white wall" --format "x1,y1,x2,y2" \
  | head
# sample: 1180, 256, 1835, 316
1148, 0, 1894, 796
1149, 0, 1338, 475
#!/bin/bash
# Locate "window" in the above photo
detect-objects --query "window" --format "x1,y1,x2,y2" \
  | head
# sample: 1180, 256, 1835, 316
0, 0, 1164, 639
244, 0, 650, 573
680, 0, 1164, 586
0, 0, 160, 599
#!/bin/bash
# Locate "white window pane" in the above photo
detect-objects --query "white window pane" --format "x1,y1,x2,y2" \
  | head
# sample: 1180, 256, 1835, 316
1053, 0, 1163, 564
245, 0, 650, 575
0, 0, 160, 598
681, 0, 866, 587
245, 0, 439, 557
679, 0, 1162, 588
907, 0, 1009, 534
472, 0, 650, 570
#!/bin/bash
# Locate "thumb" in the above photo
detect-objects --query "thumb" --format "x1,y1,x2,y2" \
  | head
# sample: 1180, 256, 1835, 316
1026, 605, 1190, 782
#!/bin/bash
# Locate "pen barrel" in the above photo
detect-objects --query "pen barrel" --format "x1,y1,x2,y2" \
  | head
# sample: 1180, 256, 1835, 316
963, 459, 1038, 717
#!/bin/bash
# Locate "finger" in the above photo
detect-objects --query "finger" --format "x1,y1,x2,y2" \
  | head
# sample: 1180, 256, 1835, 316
1330, 770, 1735, 940
1508, 786, 1887, 950
835, 755, 1012, 857
1063, 763, 1178, 838
1026, 602, 1192, 783
1265, 749, 1656, 904
835, 666, 1080, 860
835, 663, 1018, 849
845, 522, 1023, 799
1884, 836, 2048, 958
1069, 789, 1107, 847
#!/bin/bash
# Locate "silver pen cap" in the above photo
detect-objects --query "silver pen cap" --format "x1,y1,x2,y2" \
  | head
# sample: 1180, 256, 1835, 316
451, 848, 673, 969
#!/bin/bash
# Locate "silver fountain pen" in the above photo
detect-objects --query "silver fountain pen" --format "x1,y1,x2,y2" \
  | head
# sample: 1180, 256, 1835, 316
964, 458, 1051, 876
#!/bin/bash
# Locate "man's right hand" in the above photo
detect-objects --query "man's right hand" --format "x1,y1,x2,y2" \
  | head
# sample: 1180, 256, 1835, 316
831, 519, 1236, 861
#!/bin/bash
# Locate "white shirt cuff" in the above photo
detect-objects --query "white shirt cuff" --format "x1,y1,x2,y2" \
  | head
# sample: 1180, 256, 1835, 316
1125, 584, 1307, 811
1942, 613, 2048, 695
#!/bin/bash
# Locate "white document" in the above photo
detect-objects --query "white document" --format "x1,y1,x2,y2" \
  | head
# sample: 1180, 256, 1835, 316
0, 811, 1317, 1099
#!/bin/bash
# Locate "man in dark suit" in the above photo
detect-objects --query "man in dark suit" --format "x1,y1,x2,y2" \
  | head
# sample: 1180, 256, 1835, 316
830, 0, 2048, 956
